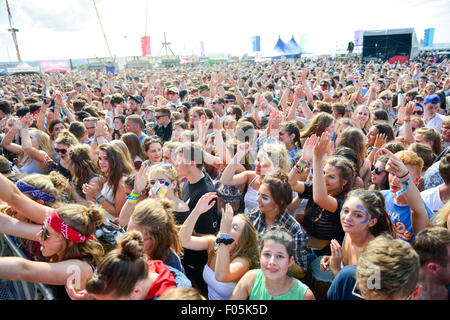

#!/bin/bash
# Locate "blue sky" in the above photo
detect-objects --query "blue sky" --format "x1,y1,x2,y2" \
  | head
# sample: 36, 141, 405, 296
0, 0, 449, 62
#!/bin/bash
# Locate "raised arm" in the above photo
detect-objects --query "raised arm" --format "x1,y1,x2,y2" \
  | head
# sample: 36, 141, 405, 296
382, 148, 431, 234
312, 132, 339, 213
119, 164, 149, 227
219, 142, 250, 186
178, 192, 218, 251
215, 204, 250, 282
0, 173, 49, 224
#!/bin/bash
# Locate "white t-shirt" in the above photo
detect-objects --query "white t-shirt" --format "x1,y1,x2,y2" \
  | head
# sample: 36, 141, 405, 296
424, 113, 445, 133
420, 185, 445, 213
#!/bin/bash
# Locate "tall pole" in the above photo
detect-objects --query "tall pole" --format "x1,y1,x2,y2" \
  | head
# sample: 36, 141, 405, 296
5, 0, 22, 63
92, 0, 113, 60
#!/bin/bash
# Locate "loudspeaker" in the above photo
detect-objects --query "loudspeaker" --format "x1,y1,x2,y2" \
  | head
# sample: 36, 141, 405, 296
362, 32, 412, 61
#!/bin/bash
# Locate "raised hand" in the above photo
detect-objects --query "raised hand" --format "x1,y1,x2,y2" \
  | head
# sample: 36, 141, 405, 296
378, 148, 408, 178
301, 134, 319, 163
192, 192, 217, 215
313, 131, 331, 160
329, 239, 343, 274
134, 163, 149, 194
219, 203, 234, 234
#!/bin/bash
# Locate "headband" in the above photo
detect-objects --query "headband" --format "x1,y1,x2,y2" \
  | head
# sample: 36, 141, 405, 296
46, 209, 93, 243
15, 180, 56, 202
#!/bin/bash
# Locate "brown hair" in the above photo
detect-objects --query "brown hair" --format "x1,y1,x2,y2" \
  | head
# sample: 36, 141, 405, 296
57, 204, 105, 265
85, 231, 148, 298
412, 227, 450, 268
131, 199, 182, 261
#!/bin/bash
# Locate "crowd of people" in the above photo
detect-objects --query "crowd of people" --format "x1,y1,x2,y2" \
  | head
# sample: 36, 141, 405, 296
0, 53, 449, 300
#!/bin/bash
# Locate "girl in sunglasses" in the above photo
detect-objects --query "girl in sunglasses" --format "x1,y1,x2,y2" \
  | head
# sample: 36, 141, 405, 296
0, 172, 105, 300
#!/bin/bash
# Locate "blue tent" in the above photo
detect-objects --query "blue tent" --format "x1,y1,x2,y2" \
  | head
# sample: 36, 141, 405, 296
263, 36, 302, 59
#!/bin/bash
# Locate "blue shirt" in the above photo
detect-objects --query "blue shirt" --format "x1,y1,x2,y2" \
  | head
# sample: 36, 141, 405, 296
380, 190, 435, 243
327, 265, 360, 300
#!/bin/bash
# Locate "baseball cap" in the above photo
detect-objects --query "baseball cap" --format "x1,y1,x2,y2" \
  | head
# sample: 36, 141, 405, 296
167, 87, 179, 95
424, 94, 441, 104
129, 95, 144, 104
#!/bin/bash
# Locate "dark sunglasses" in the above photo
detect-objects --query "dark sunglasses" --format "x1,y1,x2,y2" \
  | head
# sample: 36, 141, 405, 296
371, 165, 385, 175
155, 115, 167, 119
225, 99, 235, 103
55, 148, 68, 154
381, 96, 392, 100
41, 225, 50, 241
413, 110, 424, 115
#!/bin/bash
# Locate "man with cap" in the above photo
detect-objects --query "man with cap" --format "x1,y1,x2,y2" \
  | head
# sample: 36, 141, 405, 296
423, 94, 445, 133
167, 87, 182, 110
128, 95, 144, 117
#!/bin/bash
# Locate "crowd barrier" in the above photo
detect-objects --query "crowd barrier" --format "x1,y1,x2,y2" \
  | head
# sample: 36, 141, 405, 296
0, 234, 54, 300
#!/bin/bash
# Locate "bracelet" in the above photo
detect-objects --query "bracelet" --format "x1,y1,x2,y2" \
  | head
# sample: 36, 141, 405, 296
397, 171, 410, 179
126, 190, 141, 204
95, 193, 103, 201
404, 118, 411, 122
297, 157, 312, 166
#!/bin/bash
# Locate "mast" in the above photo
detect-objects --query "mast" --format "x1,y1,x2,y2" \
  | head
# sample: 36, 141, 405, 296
5, 0, 22, 63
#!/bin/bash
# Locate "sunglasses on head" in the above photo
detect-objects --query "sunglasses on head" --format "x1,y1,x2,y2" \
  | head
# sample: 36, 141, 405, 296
371, 165, 385, 175
55, 148, 68, 154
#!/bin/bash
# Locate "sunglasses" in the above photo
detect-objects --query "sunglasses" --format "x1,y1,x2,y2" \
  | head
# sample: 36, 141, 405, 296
155, 115, 167, 119
381, 96, 392, 100
41, 225, 50, 241
55, 148, 68, 154
413, 110, 424, 115
371, 165, 385, 175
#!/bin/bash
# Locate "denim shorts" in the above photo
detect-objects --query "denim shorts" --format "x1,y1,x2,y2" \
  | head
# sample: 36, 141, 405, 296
307, 252, 335, 283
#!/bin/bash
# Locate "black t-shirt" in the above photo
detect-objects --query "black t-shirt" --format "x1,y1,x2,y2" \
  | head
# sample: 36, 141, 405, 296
154, 121, 173, 143
181, 173, 220, 234
180, 172, 220, 294
299, 182, 345, 255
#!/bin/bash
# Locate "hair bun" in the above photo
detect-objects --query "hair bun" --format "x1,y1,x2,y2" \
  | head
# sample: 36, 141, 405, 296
119, 231, 144, 260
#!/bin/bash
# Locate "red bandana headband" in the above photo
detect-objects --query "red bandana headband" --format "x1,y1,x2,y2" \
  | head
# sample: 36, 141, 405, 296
46, 209, 93, 244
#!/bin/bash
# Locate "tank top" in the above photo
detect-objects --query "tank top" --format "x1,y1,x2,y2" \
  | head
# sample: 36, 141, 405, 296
101, 182, 116, 221
19, 157, 47, 174
249, 269, 309, 300
202, 264, 236, 300
244, 176, 259, 214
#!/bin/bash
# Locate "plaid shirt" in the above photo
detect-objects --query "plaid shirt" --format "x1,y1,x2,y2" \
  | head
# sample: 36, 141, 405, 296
247, 208, 309, 272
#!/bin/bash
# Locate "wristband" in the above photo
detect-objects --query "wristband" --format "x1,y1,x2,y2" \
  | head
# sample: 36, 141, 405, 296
397, 171, 410, 179
396, 175, 411, 197
366, 146, 380, 156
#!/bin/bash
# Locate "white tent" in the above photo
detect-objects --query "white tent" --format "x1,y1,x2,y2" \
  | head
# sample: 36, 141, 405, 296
7, 62, 40, 74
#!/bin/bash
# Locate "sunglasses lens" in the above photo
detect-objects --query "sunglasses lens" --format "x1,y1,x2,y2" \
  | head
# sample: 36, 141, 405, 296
41, 227, 48, 241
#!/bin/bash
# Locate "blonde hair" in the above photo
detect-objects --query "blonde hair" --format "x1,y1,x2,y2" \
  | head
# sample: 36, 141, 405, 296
148, 165, 182, 198
20, 172, 68, 206
414, 128, 442, 156
55, 130, 79, 147
259, 143, 290, 174
353, 105, 373, 132
432, 201, 450, 229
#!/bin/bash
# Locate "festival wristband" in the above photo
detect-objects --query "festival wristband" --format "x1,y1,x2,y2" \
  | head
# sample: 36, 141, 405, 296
396, 175, 412, 198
